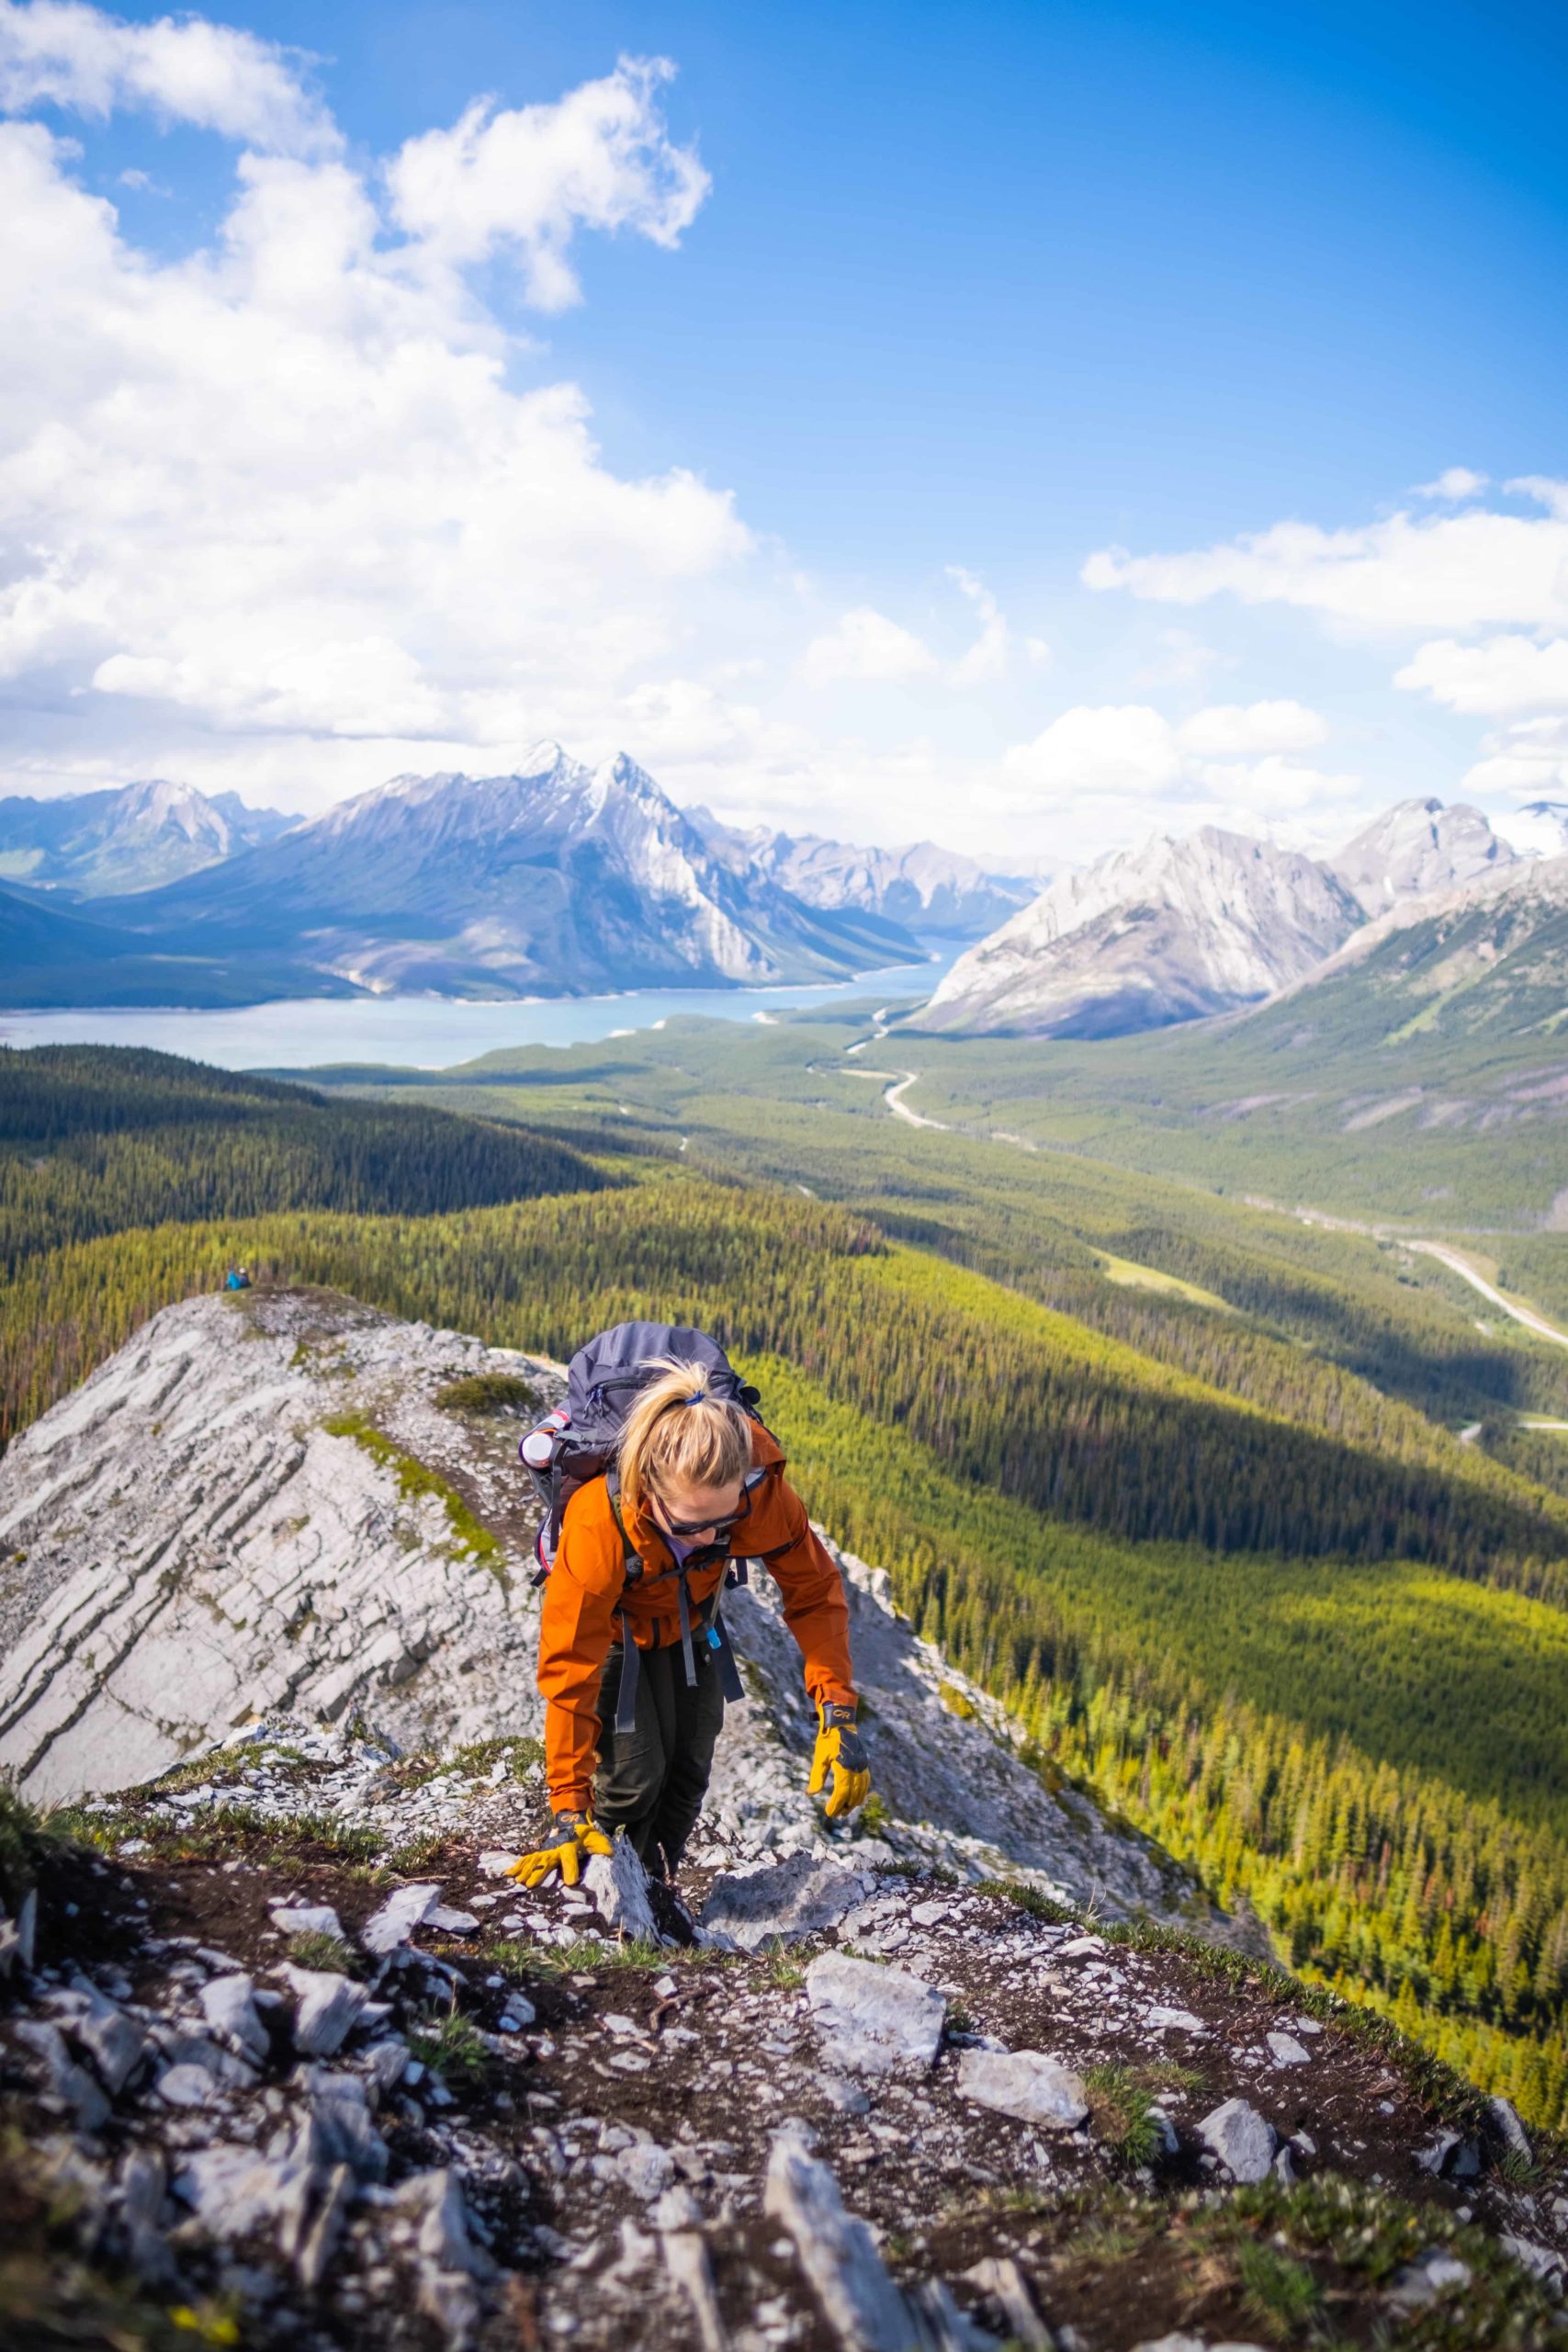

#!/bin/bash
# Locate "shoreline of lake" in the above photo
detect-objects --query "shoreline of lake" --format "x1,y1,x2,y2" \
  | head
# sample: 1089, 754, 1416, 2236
0, 950, 958, 1071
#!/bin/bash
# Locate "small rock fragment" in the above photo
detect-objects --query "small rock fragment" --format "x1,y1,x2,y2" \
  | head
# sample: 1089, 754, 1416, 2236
1485, 2096, 1532, 2165
1387, 2250, 1474, 2309
296, 2161, 354, 2290
1197, 2098, 1277, 2184
279, 1964, 367, 2057
1266, 2031, 1311, 2067
306, 2066, 389, 2178
199, 1973, 270, 2064
1143, 2005, 1205, 2034
663, 2228, 730, 2352
270, 1903, 344, 1940
962, 2256, 1052, 2347
14, 2019, 110, 2131
68, 1986, 149, 2094
361, 1883, 443, 1956
956, 2046, 1089, 2132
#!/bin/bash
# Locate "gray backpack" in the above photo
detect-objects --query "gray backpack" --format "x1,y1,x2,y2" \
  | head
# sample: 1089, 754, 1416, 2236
519, 1321, 769, 1728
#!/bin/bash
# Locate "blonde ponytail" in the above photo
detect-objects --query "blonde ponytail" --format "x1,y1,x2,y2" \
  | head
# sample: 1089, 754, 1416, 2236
617, 1359, 751, 1523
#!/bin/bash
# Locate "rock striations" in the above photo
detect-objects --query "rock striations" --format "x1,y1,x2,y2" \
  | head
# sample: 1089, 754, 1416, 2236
2, 1286, 1566, 2346
914, 830, 1362, 1039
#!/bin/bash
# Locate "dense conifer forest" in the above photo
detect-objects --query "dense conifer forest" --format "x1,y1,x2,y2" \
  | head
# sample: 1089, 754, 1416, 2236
4, 1041, 1566, 2129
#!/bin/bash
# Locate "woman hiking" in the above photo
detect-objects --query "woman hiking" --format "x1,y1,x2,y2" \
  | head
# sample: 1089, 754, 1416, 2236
509, 1355, 872, 1890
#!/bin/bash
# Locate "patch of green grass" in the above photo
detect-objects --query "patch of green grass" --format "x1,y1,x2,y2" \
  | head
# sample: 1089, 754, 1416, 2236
762, 1939, 806, 1990
287, 1929, 361, 1975
434, 1371, 539, 1416
0, 1778, 72, 1909
976, 1877, 1076, 1927
1142, 2057, 1205, 2095
321, 1410, 506, 1580
410, 2009, 491, 2089
449, 1736, 546, 1781
1084, 2063, 1163, 2166
379, 1829, 451, 1873
944, 2003, 976, 2036
149, 1752, 242, 1796
1235, 2237, 1322, 2333
117, 1802, 384, 1867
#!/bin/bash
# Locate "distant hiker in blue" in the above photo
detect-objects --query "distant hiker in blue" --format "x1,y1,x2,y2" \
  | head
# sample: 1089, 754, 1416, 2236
225, 1266, 252, 1291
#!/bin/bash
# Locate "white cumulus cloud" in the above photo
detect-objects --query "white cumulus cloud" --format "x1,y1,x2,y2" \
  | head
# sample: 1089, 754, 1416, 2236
1177, 699, 1327, 755
946, 566, 1010, 685
385, 55, 709, 311
799, 606, 939, 685
0, 31, 746, 804
1396, 635, 1568, 715
1003, 704, 1181, 797
1083, 488, 1568, 633
1414, 467, 1488, 501
0, 0, 335, 153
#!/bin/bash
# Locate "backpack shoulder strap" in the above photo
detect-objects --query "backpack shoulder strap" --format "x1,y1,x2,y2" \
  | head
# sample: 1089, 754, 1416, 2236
604, 1465, 644, 1583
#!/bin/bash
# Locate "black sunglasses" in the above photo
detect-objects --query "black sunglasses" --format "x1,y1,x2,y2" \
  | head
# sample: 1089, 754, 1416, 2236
656, 1487, 751, 1540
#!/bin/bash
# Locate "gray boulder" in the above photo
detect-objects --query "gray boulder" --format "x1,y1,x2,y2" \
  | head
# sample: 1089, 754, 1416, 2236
199, 1973, 271, 2064
955, 2046, 1089, 2131
805, 1951, 946, 2078
1198, 2098, 1277, 2184
361, 1883, 443, 1956
279, 1963, 367, 2056
764, 2132, 914, 2350
699, 1851, 872, 1951
582, 1835, 660, 1942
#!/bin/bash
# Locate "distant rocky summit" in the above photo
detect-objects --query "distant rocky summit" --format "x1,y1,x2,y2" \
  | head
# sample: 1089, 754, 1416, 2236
1327, 797, 1515, 916
914, 828, 1362, 1038
0, 777, 290, 898
688, 811, 1040, 940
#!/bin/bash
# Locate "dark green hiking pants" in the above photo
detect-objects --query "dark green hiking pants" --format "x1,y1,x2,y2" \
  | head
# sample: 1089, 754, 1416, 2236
592, 1636, 726, 1878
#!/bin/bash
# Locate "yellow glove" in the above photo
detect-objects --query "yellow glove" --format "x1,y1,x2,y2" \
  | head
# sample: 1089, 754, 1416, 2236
807, 1702, 872, 1820
505, 1810, 614, 1888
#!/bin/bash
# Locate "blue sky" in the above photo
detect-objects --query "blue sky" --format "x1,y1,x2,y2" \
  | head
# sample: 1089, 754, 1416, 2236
3, 0, 1567, 860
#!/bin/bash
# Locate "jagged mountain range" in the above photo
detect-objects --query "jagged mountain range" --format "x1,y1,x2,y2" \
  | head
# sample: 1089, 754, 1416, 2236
0, 752, 1036, 1007
687, 809, 1039, 939
916, 796, 1559, 1040
0, 777, 291, 898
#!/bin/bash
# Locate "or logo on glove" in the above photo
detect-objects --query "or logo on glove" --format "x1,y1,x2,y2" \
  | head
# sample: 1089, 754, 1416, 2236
807, 1700, 872, 1819
505, 1809, 615, 1888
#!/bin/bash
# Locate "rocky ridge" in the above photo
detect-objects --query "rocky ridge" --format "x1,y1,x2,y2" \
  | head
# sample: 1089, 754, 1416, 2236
3, 1721, 1565, 2351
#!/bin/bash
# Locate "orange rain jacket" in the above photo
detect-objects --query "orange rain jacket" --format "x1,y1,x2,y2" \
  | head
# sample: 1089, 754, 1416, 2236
537, 1420, 857, 1813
